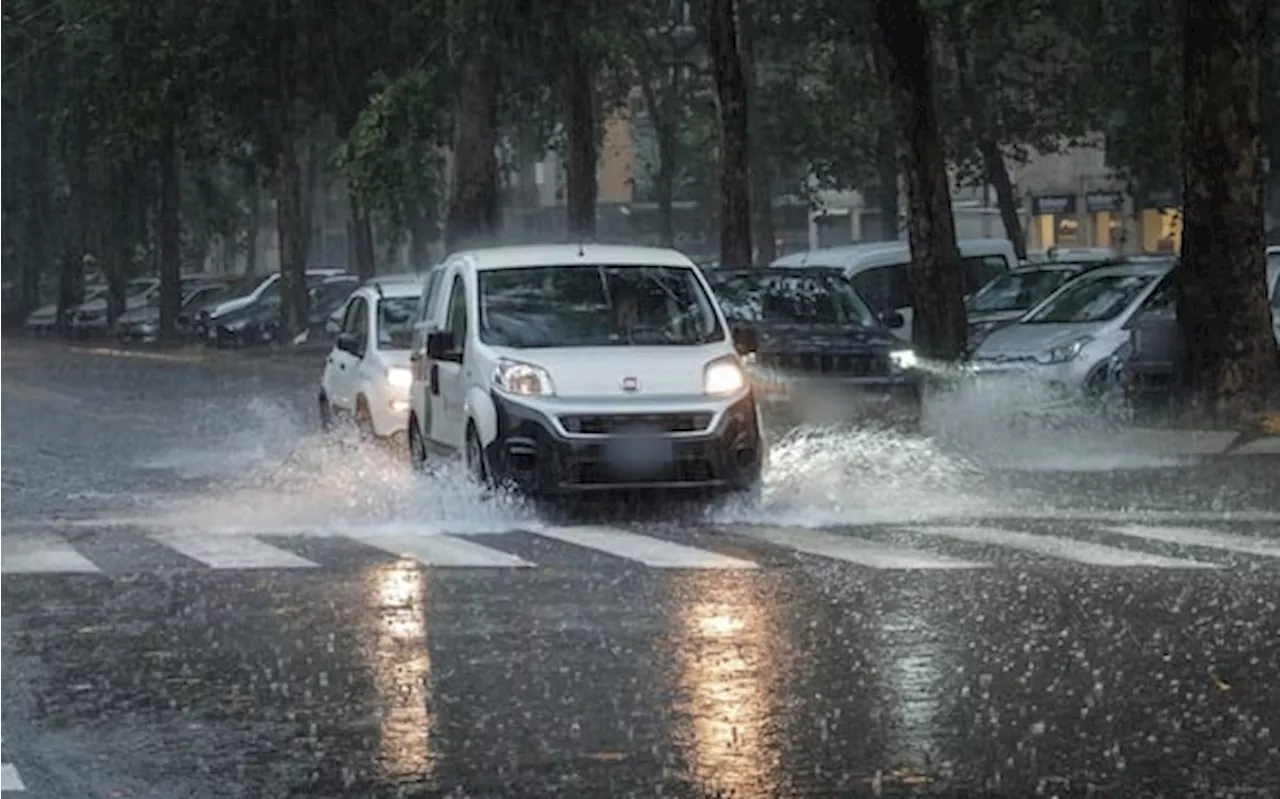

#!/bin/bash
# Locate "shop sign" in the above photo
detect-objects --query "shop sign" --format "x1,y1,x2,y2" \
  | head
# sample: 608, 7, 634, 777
1084, 190, 1125, 213
1143, 187, 1182, 209
1031, 194, 1077, 216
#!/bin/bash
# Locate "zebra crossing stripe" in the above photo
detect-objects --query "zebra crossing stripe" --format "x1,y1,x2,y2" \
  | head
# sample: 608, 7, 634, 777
530, 526, 757, 569
1, 763, 25, 791
1104, 525, 1280, 559
906, 525, 1220, 569
150, 534, 319, 570
1, 534, 102, 574
731, 524, 985, 570
348, 532, 534, 568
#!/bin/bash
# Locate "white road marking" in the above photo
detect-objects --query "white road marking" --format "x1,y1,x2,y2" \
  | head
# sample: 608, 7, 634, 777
1, 534, 102, 574
531, 525, 757, 569
1105, 524, 1280, 559
151, 534, 319, 570
349, 533, 534, 568
907, 525, 1219, 569
731, 525, 985, 570
1, 763, 25, 791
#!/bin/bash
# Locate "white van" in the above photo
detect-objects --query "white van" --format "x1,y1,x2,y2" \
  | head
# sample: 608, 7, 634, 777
771, 238, 1018, 341
406, 244, 766, 499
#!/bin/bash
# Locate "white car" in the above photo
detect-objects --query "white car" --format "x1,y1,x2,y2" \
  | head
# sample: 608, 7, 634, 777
405, 244, 766, 499
318, 274, 422, 441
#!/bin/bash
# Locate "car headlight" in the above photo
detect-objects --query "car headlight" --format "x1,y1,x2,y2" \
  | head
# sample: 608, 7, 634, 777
386, 367, 412, 388
1035, 337, 1092, 365
889, 349, 918, 371
493, 359, 555, 396
704, 357, 746, 395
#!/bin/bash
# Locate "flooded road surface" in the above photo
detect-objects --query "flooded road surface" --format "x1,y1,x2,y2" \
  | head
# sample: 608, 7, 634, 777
3, 339, 1278, 796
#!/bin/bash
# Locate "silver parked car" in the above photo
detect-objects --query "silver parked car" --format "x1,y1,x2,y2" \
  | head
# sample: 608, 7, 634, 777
970, 258, 1176, 399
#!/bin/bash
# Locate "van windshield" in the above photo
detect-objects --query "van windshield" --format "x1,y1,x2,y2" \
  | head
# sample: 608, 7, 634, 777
478, 264, 725, 348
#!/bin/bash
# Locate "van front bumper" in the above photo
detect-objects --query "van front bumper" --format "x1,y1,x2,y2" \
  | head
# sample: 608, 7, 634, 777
485, 391, 765, 496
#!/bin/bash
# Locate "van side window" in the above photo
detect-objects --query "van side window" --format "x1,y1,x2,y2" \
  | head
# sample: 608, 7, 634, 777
960, 255, 1009, 295
446, 276, 467, 354
851, 265, 911, 313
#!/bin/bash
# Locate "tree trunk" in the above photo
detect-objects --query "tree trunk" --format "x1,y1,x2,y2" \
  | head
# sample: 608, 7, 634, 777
640, 77, 678, 247
245, 186, 261, 277
276, 133, 311, 338
982, 142, 1026, 258
350, 192, 377, 280
406, 202, 432, 268
556, 5, 598, 240
1176, 0, 1279, 415
875, 124, 900, 240
874, 0, 968, 361
751, 165, 776, 264
106, 161, 135, 326
445, 2, 501, 252
707, 0, 752, 266
741, 1, 774, 264
156, 129, 184, 343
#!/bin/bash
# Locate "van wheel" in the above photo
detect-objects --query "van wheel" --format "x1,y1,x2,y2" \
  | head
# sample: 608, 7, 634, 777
465, 425, 491, 487
408, 417, 429, 472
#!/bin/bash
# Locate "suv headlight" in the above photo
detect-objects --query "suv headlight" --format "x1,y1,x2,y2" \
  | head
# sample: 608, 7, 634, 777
889, 349, 918, 372
493, 359, 555, 396
704, 357, 746, 395
386, 367, 412, 388
1035, 337, 1092, 365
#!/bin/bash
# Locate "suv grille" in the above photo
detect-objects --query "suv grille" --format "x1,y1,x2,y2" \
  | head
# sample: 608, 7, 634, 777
559, 412, 713, 435
756, 352, 885, 377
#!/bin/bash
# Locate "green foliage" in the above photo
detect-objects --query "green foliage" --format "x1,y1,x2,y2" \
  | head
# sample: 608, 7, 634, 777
336, 68, 448, 228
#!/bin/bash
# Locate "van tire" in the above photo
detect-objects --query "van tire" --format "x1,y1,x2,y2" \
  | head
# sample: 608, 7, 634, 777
318, 393, 333, 433
354, 397, 375, 443
408, 416, 428, 472
465, 424, 491, 487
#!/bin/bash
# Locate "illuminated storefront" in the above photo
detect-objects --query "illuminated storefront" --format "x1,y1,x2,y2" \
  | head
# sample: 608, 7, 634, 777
1084, 190, 1127, 250
1030, 193, 1079, 249
1140, 188, 1182, 254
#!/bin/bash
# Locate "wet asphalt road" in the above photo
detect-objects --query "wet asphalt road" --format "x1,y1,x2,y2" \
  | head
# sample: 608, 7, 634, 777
3, 338, 1279, 797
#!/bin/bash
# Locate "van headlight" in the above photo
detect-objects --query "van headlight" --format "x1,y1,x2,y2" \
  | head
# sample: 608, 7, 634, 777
704, 357, 746, 395
890, 349, 918, 371
493, 359, 555, 396
386, 367, 412, 388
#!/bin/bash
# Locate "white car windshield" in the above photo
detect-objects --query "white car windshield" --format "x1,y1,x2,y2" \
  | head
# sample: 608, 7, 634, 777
1023, 272, 1159, 324
967, 269, 1076, 313
709, 272, 878, 328
478, 264, 724, 348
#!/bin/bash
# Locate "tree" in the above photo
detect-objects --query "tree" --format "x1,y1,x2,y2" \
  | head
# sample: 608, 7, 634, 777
707, 0, 752, 265
445, 0, 503, 251
873, 0, 968, 361
1175, 0, 1279, 415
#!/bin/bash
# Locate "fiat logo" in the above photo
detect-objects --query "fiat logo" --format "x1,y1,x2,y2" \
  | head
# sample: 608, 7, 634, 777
621, 376, 639, 392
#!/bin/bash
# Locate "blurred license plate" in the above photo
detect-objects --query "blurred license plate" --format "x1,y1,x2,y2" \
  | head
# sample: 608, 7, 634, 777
603, 432, 673, 472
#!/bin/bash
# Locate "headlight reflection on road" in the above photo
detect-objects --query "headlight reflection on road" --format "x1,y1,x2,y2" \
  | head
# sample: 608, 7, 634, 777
361, 560, 434, 782
670, 579, 782, 797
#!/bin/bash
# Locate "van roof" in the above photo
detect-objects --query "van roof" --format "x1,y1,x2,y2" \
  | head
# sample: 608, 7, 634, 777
452, 244, 696, 271
770, 238, 1015, 272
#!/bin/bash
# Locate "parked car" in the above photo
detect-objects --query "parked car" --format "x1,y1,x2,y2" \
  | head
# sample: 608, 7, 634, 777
771, 238, 1018, 343
115, 280, 243, 343
970, 258, 1177, 400
703, 266, 921, 427
24, 286, 107, 335
405, 244, 765, 501
68, 277, 166, 338
212, 274, 356, 348
196, 268, 347, 343
965, 260, 1122, 347
318, 275, 422, 441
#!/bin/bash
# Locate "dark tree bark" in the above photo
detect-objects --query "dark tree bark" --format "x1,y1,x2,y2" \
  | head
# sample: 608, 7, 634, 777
639, 76, 678, 246
707, 0, 752, 266
244, 185, 261, 277
946, 8, 1026, 258
275, 131, 311, 337
349, 193, 377, 280
553, 2, 599, 239
874, 124, 900, 240
106, 160, 136, 326
446, 1, 501, 252
740, 3, 774, 264
156, 128, 184, 342
873, 0, 968, 361
1176, 0, 1279, 415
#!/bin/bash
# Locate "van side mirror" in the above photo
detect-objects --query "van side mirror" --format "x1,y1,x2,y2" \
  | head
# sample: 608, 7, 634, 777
732, 325, 760, 355
880, 310, 906, 329
426, 330, 455, 360
335, 332, 361, 355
